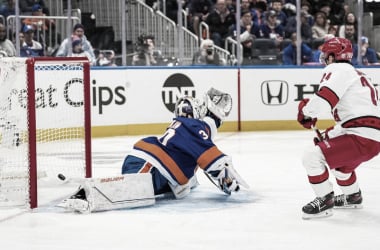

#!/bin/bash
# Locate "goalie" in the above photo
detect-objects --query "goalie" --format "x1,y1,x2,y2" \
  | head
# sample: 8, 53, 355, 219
59, 88, 249, 213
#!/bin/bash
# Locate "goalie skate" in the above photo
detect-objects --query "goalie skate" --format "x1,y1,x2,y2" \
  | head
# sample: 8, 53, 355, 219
57, 187, 91, 213
302, 192, 334, 220
334, 190, 363, 209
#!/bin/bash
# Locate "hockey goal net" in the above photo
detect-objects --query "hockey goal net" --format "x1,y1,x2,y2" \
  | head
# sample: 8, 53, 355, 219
0, 57, 91, 209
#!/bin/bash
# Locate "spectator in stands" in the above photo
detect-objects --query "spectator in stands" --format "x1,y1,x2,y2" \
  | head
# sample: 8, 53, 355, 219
70, 35, 94, 63
317, 1, 332, 22
20, 24, 44, 57
19, 0, 49, 15
252, 0, 268, 26
56, 23, 96, 65
96, 50, 117, 67
241, 0, 259, 26
163, 0, 189, 23
338, 12, 357, 38
259, 10, 284, 46
352, 36, 379, 66
312, 11, 329, 40
22, 4, 57, 52
192, 39, 221, 66
310, 34, 335, 64
22, 4, 54, 32
328, 0, 345, 25
229, 10, 260, 61
282, 32, 312, 65
226, 0, 236, 14
205, 0, 236, 47
16, 31, 25, 47
132, 34, 163, 66
341, 24, 357, 45
327, 25, 338, 37
300, 0, 314, 26
284, 10, 312, 44
282, 2, 296, 19
187, 0, 213, 38
268, 0, 287, 27
0, 0, 15, 19
0, 23, 16, 57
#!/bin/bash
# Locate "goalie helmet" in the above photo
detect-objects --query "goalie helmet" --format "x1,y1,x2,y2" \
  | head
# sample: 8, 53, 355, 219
174, 96, 206, 119
320, 37, 353, 63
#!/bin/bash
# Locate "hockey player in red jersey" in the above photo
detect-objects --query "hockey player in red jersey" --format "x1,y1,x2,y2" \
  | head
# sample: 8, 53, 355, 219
297, 37, 380, 219
59, 88, 249, 213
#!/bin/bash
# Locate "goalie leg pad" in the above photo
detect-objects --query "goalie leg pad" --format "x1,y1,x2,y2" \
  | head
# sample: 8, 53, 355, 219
59, 173, 155, 213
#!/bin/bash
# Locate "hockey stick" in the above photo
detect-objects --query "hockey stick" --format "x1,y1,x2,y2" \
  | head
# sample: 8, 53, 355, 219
203, 171, 232, 195
311, 124, 324, 142
203, 167, 251, 195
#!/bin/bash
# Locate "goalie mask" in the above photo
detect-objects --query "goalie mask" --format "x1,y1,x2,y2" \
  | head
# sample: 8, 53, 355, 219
174, 96, 206, 119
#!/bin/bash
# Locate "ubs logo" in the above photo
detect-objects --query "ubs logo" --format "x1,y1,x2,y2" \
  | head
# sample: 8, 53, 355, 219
261, 80, 289, 105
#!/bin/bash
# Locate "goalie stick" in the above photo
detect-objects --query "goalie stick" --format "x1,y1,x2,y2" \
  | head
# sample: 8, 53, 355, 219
203, 171, 233, 195
203, 168, 250, 195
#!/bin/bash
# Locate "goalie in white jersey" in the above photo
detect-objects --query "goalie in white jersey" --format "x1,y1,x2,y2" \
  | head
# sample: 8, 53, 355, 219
297, 37, 380, 219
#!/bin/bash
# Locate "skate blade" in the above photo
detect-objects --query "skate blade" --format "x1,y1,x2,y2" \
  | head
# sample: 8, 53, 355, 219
334, 204, 363, 209
56, 199, 90, 213
302, 208, 333, 220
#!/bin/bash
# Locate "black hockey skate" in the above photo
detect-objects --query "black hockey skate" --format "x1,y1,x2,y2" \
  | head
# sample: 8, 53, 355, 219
334, 190, 363, 209
302, 192, 334, 219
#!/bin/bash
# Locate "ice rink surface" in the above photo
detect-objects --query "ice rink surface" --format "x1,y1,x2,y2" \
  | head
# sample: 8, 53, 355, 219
1, 130, 380, 250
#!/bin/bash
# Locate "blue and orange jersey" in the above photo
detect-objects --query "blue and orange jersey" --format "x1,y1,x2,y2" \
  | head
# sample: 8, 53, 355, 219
132, 117, 225, 185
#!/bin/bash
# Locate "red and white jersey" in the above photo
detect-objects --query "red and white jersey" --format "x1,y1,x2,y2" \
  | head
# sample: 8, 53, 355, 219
303, 62, 380, 142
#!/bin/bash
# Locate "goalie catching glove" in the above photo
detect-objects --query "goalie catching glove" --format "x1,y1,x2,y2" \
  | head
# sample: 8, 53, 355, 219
206, 156, 249, 195
204, 88, 232, 127
297, 98, 317, 129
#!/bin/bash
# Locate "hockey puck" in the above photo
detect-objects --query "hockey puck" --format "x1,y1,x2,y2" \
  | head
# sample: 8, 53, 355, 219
58, 173, 66, 181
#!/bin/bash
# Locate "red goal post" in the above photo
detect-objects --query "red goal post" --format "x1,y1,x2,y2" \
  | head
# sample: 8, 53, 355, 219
0, 57, 92, 209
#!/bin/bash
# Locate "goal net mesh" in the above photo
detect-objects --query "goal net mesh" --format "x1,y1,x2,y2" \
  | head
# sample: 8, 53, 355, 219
0, 58, 90, 207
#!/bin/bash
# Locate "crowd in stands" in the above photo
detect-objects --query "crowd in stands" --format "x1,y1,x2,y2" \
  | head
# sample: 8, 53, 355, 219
1, 0, 379, 67
155, 0, 380, 66
0, 0, 107, 66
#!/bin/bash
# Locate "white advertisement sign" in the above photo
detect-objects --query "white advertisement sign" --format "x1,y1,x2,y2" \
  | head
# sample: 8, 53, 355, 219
90, 67, 238, 126
90, 66, 380, 128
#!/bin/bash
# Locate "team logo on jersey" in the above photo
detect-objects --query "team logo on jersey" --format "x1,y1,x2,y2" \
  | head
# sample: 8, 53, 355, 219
162, 73, 196, 113
261, 80, 289, 105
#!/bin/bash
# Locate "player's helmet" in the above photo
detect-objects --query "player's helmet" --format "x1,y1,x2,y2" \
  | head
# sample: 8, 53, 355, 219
174, 96, 206, 119
320, 37, 353, 63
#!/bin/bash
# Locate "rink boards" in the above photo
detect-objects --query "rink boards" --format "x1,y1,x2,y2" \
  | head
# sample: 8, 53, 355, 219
42, 66, 380, 136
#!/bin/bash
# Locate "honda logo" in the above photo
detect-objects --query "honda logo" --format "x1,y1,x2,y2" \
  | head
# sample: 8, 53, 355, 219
261, 80, 289, 105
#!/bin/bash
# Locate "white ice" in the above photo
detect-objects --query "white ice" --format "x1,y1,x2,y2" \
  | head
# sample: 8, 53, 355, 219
1, 131, 380, 250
